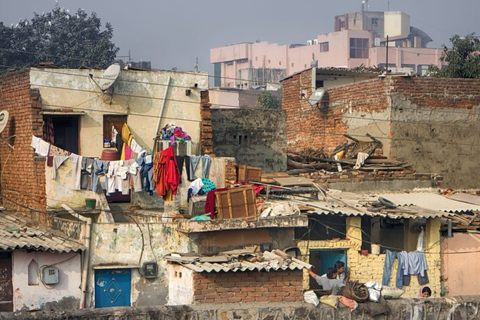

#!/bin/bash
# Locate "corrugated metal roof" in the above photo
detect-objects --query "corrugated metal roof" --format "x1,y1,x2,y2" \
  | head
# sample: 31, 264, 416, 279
0, 214, 84, 253
165, 249, 311, 273
299, 191, 479, 219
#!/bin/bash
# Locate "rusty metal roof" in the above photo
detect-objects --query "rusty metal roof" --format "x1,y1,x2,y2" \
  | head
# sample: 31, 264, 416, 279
300, 190, 479, 219
0, 214, 84, 253
165, 249, 311, 273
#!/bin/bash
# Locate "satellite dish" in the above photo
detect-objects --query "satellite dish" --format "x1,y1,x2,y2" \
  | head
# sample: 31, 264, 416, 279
0, 110, 9, 133
98, 64, 121, 91
308, 88, 325, 106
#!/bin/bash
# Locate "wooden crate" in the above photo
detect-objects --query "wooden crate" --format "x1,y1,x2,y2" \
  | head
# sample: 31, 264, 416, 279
237, 165, 262, 182
215, 187, 257, 219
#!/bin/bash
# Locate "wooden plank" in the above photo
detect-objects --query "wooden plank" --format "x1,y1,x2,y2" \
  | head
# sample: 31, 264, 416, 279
273, 176, 314, 187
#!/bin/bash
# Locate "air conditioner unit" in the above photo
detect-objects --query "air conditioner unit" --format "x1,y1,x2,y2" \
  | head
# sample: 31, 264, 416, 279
142, 262, 158, 279
42, 266, 59, 285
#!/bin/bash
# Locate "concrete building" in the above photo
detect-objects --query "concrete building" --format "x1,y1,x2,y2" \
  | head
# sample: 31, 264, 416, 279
210, 11, 444, 88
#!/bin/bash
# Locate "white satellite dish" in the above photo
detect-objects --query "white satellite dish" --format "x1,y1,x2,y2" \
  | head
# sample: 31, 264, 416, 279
308, 88, 325, 106
98, 63, 121, 91
0, 110, 9, 133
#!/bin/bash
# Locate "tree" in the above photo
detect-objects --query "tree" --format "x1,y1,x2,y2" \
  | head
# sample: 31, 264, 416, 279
0, 6, 119, 73
255, 91, 282, 109
427, 33, 480, 78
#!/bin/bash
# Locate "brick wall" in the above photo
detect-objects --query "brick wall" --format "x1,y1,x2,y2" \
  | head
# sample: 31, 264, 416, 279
0, 69, 46, 212
200, 90, 214, 156
192, 270, 303, 304
282, 70, 389, 155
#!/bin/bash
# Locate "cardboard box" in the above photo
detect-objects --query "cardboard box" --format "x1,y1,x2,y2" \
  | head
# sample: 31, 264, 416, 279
215, 186, 256, 219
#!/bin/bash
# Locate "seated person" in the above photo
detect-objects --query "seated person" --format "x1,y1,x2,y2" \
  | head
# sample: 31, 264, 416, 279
319, 261, 350, 283
308, 267, 345, 295
419, 286, 431, 297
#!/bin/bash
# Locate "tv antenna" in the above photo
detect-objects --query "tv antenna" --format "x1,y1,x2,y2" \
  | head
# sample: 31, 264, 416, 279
307, 88, 325, 106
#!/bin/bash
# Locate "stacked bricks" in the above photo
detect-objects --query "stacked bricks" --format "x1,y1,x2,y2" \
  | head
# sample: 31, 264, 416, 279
0, 69, 47, 212
200, 90, 214, 155
192, 270, 303, 304
300, 169, 433, 186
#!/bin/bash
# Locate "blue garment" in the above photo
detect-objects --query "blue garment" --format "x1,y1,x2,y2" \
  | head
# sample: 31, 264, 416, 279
201, 155, 211, 178
92, 160, 109, 192
382, 250, 404, 289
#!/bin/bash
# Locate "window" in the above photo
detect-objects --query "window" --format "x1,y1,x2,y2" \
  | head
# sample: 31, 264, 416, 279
43, 116, 80, 154
371, 18, 379, 24
350, 38, 369, 58
319, 42, 329, 52
340, 21, 345, 29
295, 214, 346, 241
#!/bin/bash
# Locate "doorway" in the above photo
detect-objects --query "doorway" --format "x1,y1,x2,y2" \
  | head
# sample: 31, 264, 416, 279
309, 249, 347, 289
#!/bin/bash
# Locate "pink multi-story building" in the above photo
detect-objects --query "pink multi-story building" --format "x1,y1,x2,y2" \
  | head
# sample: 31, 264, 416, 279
210, 11, 445, 88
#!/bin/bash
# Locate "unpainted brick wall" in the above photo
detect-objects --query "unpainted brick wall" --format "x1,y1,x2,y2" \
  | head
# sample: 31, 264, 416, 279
200, 90, 214, 156
0, 69, 46, 211
192, 270, 303, 303
282, 70, 389, 155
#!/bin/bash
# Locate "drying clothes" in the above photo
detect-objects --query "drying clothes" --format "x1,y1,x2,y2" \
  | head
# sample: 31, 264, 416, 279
138, 157, 154, 193
190, 156, 201, 178
200, 178, 216, 194
121, 123, 132, 146
49, 144, 70, 156
106, 160, 121, 194
201, 155, 211, 178
187, 178, 204, 201
382, 250, 404, 289
69, 154, 83, 191
81, 157, 95, 190
92, 160, 109, 192
51, 156, 69, 179
176, 156, 192, 184
115, 133, 124, 159
31, 135, 50, 156
130, 138, 144, 155
154, 147, 181, 199
403, 251, 428, 277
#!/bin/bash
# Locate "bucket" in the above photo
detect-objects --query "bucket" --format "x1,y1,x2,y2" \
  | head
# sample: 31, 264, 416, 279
85, 198, 96, 210
371, 244, 380, 255
101, 149, 119, 161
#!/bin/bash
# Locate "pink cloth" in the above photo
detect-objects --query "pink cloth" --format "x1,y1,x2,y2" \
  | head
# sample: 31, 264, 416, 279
124, 144, 132, 160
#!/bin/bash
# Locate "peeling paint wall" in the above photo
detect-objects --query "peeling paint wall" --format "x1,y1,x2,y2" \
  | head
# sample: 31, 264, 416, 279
87, 222, 191, 308
29, 68, 208, 157
12, 251, 81, 311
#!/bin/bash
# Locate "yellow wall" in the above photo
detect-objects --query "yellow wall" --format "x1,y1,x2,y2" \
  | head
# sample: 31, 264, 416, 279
299, 216, 441, 298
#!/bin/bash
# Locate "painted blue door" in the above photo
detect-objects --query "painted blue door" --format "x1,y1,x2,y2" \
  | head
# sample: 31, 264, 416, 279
95, 269, 131, 308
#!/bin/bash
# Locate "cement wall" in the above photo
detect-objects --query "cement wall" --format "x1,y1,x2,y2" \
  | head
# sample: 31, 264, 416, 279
12, 251, 82, 311
211, 109, 287, 172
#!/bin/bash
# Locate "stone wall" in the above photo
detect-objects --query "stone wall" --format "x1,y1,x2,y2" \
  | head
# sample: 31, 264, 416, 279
5, 297, 480, 320
0, 69, 46, 211
192, 270, 303, 304
211, 109, 287, 172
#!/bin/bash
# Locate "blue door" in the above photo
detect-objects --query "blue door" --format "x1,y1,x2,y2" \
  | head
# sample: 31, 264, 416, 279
95, 269, 131, 308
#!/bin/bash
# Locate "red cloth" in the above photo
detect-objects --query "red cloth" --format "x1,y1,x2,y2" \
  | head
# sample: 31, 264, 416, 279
155, 147, 181, 199
205, 188, 229, 219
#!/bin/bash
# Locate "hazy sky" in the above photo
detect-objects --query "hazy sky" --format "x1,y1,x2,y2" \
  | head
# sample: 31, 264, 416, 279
1, 0, 479, 75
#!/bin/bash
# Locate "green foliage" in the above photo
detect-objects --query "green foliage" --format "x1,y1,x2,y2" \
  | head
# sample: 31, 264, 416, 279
427, 33, 480, 78
255, 91, 281, 109
0, 5, 119, 73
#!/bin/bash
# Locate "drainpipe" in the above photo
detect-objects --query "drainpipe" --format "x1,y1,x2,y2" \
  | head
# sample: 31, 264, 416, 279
62, 204, 92, 309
